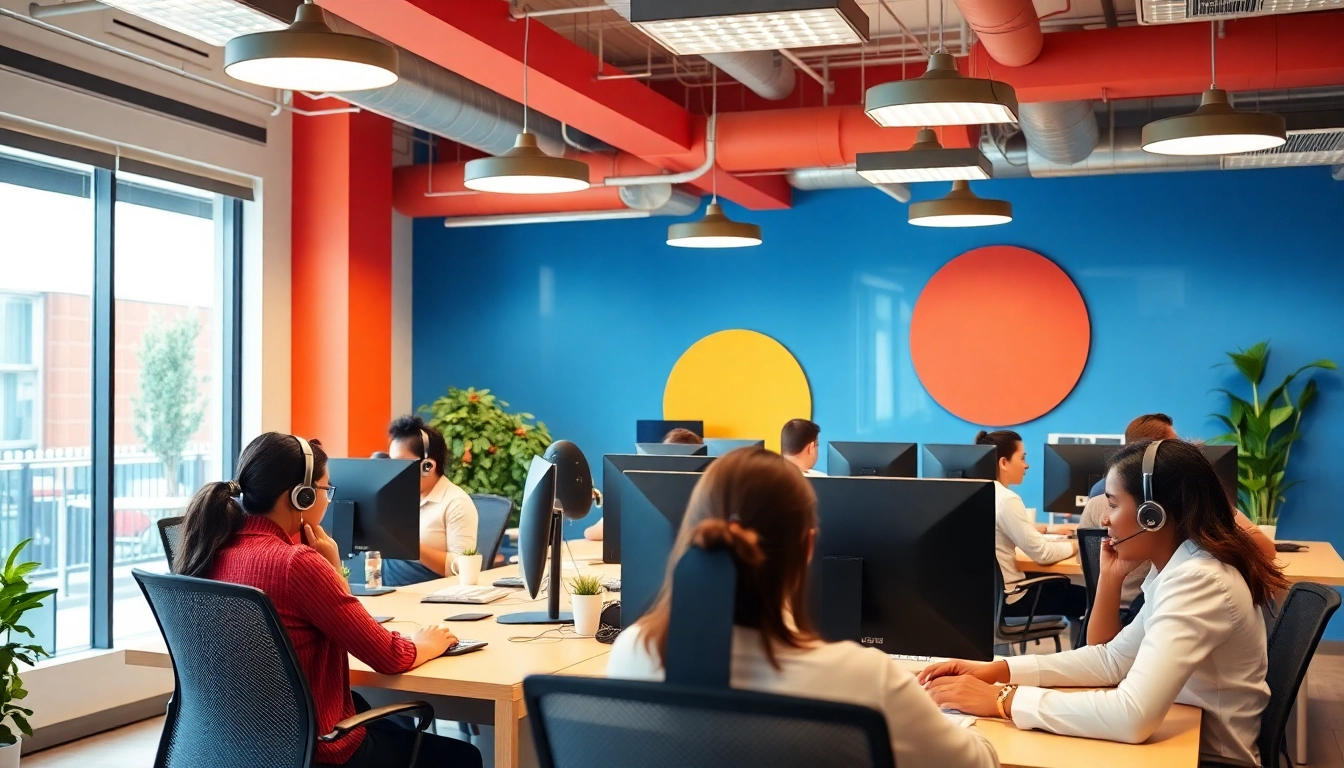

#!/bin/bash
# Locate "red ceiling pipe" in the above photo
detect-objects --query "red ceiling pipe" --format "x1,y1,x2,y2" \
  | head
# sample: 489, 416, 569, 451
954, 0, 1043, 67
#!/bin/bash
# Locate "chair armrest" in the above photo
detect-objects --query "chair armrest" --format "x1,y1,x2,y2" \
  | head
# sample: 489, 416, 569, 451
1007, 574, 1072, 595
319, 701, 436, 742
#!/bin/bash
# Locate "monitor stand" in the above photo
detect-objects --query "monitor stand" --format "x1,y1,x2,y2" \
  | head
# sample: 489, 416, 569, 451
350, 585, 396, 597
818, 555, 863, 643
498, 509, 573, 625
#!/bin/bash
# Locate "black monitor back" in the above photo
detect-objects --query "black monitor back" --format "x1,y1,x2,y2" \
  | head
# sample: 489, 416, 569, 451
1201, 445, 1238, 503
1043, 444, 1120, 515
704, 439, 766, 457
827, 442, 917, 478
637, 420, 704, 444
620, 470, 703, 625
602, 455, 714, 564
921, 444, 997, 481
326, 458, 421, 560
635, 443, 708, 456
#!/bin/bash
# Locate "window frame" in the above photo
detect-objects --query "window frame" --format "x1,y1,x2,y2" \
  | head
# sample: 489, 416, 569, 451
0, 292, 44, 451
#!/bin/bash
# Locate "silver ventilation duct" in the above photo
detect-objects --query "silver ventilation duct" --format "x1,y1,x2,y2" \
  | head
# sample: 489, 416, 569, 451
1017, 102, 1100, 165
981, 127, 1220, 177
788, 167, 912, 202
442, 188, 701, 227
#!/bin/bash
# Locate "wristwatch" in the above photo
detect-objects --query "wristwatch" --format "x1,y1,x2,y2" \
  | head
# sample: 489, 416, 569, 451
996, 684, 1018, 719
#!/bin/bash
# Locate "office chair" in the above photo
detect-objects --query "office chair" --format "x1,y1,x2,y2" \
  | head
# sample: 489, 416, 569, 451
469, 494, 513, 570
157, 517, 184, 572
133, 570, 436, 768
995, 565, 1069, 655
1256, 582, 1340, 768
1076, 527, 1107, 644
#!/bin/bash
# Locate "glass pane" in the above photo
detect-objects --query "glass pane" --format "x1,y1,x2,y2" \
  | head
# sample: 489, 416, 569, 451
112, 173, 225, 646
0, 145, 96, 655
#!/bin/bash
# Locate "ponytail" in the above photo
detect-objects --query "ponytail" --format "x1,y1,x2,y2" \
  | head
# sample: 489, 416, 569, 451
691, 519, 766, 568
176, 481, 245, 577
975, 429, 1022, 464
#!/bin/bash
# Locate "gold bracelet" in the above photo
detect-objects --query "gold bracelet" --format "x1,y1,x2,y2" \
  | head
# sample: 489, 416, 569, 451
996, 684, 1017, 719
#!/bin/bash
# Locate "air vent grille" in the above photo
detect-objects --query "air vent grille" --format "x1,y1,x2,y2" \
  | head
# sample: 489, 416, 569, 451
1139, 0, 1342, 23
1221, 130, 1344, 168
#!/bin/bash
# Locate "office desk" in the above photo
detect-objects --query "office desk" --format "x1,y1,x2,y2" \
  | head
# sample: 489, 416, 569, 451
1015, 540, 1344, 585
126, 539, 615, 768
555, 654, 1204, 768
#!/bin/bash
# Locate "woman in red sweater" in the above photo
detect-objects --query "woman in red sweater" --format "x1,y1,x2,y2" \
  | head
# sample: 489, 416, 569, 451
176, 432, 482, 768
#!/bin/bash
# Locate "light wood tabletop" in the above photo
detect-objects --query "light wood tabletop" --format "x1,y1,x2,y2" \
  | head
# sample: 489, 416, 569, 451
1016, 539, 1344, 585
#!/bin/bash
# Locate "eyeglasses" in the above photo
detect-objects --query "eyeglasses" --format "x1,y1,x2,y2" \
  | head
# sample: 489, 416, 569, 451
316, 484, 337, 501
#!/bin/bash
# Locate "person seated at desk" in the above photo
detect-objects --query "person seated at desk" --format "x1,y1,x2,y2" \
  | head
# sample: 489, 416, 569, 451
384, 416, 480, 586
1079, 413, 1275, 644
607, 448, 999, 768
175, 432, 481, 768
781, 418, 826, 477
921, 439, 1287, 767
977, 429, 1085, 643
584, 427, 704, 541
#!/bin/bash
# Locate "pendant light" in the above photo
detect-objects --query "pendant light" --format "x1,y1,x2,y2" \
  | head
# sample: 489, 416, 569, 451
667, 69, 763, 249
464, 15, 591, 195
857, 128, 993, 183
224, 0, 398, 92
1141, 23, 1286, 156
908, 180, 1012, 227
865, 0, 1016, 128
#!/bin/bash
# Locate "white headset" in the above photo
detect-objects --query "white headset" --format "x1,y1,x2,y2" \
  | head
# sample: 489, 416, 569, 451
290, 435, 317, 511
419, 429, 434, 477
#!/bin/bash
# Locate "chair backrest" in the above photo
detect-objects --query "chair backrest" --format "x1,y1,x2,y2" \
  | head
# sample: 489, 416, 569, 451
524, 675, 895, 768
158, 517, 185, 573
470, 493, 513, 569
1258, 582, 1341, 768
133, 569, 317, 768
1076, 528, 1108, 643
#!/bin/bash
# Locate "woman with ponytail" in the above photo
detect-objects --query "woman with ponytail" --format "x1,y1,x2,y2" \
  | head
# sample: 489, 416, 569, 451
179, 433, 482, 768
607, 448, 998, 768
921, 439, 1287, 766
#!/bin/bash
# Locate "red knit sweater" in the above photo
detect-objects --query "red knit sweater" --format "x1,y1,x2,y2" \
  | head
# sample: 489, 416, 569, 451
209, 515, 418, 765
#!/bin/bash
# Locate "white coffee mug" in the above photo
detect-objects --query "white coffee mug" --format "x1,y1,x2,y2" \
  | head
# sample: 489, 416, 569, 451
452, 554, 483, 586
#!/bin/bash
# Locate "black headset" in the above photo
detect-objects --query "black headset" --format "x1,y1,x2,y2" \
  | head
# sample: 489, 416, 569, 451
291, 435, 317, 511
419, 429, 434, 477
1136, 439, 1168, 533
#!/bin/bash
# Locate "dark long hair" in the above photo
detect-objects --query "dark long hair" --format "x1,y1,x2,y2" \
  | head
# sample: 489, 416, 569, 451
1110, 439, 1287, 606
176, 432, 328, 577
975, 430, 1022, 463
638, 448, 819, 669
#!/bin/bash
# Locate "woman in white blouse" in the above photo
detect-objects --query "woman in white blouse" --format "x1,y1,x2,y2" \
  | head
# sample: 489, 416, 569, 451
976, 430, 1086, 642
608, 448, 999, 768
921, 439, 1288, 766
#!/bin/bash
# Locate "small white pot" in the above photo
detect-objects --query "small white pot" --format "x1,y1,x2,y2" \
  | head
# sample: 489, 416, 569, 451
1258, 524, 1278, 542
571, 593, 604, 637
0, 739, 21, 768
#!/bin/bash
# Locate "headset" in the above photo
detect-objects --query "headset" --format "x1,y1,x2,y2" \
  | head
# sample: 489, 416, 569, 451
291, 435, 317, 511
1111, 439, 1168, 546
419, 429, 435, 477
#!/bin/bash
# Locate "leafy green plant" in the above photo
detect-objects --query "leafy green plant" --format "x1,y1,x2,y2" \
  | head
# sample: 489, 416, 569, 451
0, 540, 56, 746
1211, 341, 1336, 526
422, 388, 552, 516
133, 315, 204, 493
461, 548, 478, 557
568, 574, 604, 596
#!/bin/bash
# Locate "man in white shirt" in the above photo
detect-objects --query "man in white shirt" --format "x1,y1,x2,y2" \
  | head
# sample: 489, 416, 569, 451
781, 419, 826, 477
383, 416, 479, 587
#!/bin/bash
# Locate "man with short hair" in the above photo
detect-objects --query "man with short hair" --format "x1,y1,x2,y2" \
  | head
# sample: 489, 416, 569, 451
383, 415, 480, 587
781, 419, 824, 476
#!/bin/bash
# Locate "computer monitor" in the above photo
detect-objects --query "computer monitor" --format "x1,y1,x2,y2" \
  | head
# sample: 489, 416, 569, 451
1043, 444, 1121, 515
325, 458, 421, 596
600, 454, 715, 564
635, 443, 708, 456
637, 420, 704, 444
704, 438, 765, 457
1200, 445, 1238, 502
827, 442, 917, 478
922, 444, 997, 481
621, 473, 998, 660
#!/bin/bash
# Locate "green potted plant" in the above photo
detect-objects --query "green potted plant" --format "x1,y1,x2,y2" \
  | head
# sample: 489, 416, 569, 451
1211, 341, 1336, 540
451, 547, 483, 586
567, 574, 605, 637
422, 388, 553, 522
0, 539, 57, 765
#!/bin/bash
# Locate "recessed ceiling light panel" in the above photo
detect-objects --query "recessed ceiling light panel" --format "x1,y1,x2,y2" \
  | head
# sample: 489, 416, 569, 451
857, 128, 993, 184
632, 0, 868, 55
101, 0, 285, 47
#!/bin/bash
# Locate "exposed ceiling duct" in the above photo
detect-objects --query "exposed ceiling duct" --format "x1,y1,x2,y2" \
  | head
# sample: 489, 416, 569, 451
787, 166, 912, 203
1017, 101, 1100, 165
953, 0, 1043, 67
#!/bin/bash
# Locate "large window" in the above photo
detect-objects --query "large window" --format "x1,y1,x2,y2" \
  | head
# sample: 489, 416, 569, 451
0, 142, 241, 655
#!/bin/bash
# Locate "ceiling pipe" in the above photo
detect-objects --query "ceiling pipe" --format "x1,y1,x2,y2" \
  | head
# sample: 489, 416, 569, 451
981, 126, 1220, 177
787, 166, 912, 203
952, 0, 1043, 68
606, 115, 715, 187
28, 1, 106, 19
441, 188, 701, 227
1017, 101, 1100, 165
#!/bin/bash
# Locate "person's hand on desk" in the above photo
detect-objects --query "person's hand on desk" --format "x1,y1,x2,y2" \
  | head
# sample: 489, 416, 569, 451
919, 659, 1014, 718
411, 624, 459, 667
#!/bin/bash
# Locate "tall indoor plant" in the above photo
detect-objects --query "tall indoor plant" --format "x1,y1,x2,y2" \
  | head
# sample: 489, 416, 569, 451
1211, 341, 1336, 538
422, 388, 552, 517
0, 539, 57, 766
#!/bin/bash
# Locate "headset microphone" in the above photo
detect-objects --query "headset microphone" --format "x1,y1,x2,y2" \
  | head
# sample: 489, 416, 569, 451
1107, 529, 1147, 547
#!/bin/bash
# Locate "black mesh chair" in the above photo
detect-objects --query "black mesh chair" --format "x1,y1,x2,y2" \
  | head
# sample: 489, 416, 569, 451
133, 569, 436, 768
1256, 582, 1341, 768
995, 564, 1069, 654
1076, 527, 1108, 644
158, 517, 184, 572
469, 494, 513, 570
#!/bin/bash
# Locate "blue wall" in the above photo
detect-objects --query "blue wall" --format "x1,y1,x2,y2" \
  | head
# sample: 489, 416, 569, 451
414, 166, 1344, 635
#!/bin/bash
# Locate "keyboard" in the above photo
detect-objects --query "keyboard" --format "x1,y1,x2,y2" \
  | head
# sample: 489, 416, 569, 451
889, 654, 935, 661
420, 585, 512, 605
601, 578, 621, 592
442, 640, 488, 657
492, 576, 525, 588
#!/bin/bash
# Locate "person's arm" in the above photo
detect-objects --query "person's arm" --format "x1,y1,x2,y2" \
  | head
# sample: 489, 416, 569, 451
1086, 530, 1152, 646
881, 660, 999, 768
1007, 570, 1233, 744
1234, 510, 1277, 561
1000, 495, 1076, 565
584, 518, 605, 541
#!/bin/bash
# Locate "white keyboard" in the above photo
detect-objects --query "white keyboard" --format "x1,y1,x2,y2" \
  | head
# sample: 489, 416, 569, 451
420, 585, 512, 605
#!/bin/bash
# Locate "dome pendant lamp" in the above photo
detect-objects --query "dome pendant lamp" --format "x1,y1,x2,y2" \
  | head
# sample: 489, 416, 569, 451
908, 180, 1012, 227
224, 0, 399, 92
464, 15, 590, 194
667, 68, 762, 249
1141, 23, 1285, 156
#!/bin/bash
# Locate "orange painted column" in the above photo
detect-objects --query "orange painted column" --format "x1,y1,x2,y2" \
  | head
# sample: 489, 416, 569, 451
291, 96, 393, 459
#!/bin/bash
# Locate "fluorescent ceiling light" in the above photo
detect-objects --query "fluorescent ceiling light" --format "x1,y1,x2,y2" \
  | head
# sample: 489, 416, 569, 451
908, 181, 1012, 227
444, 210, 652, 228
224, 2, 398, 92
632, 0, 868, 56
667, 203, 763, 248
857, 128, 992, 184
1141, 88, 1287, 156
100, 0, 285, 47
866, 52, 1018, 128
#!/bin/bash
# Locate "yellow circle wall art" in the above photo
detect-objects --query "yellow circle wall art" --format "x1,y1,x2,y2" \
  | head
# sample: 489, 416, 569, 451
663, 330, 812, 453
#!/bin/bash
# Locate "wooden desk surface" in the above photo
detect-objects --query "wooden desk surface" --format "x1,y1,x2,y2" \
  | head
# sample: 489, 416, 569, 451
554, 654, 1203, 768
1017, 540, 1344, 586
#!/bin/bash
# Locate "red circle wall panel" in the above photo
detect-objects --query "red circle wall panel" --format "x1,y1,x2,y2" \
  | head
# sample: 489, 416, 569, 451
911, 246, 1090, 426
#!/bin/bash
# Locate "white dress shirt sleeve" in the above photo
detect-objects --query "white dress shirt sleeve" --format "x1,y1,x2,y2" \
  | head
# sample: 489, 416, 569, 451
999, 493, 1074, 566
1005, 568, 1236, 744
879, 661, 1000, 768
444, 494, 479, 562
